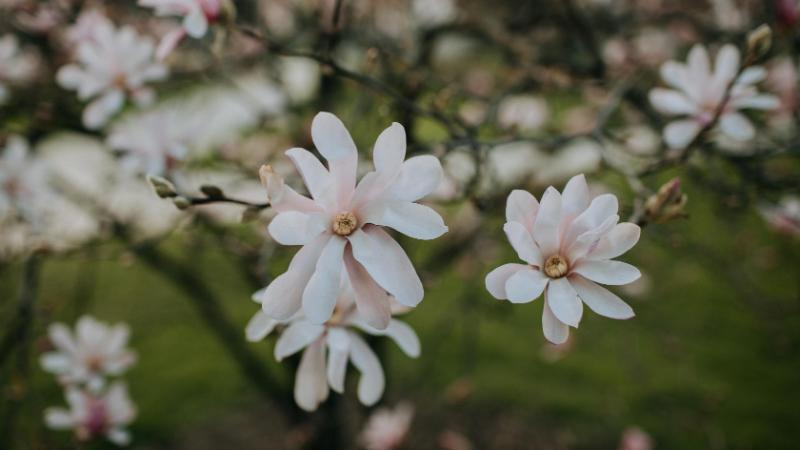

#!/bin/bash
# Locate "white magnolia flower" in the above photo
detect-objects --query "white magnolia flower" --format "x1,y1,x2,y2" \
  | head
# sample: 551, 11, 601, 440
138, 0, 223, 59
56, 23, 167, 129
497, 95, 550, 132
359, 402, 414, 450
44, 382, 136, 446
258, 112, 447, 330
485, 174, 641, 344
0, 34, 39, 103
246, 286, 421, 411
40, 316, 136, 390
64, 9, 114, 46
649, 44, 780, 149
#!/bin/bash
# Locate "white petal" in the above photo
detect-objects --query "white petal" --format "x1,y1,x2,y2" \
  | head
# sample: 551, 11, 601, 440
648, 88, 698, 115
347, 332, 385, 406
245, 310, 278, 342
56, 65, 85, 89
326, 328, 350, 393
586, 222, 641, 260
736, 66, 766, 85
352, 318, 421, 358
302, 236, 347, 324
48, 323, 77, 353
505, 189, 539, 230
542, 299, 569, 344
546, 278, 583, 327
713, 44, 740, 85
373, 122, 406, 176
733, 94, 780, 110
532, 187, 562, 256
687, 45, 710, 81
274, 321, 325, 361
107, 428, 132, 446
268, 211, 326, 246
503, 221, 543, 265
505, 268, 549, 304
40, 353, 71, 373
484, 263, 527, 300
371, 201, 448, 240
388, 155, 443, 202
156, 28, 186, 60
572, 260, 641, 285
311, 112, 358, 163
560, 174, 590, 219
285, 148, 333, 204
348, 226, 423, 307
570, 275, 634, 319
182, 6, 208, 38
83, 90, 124, 129
261, 235, 328, 320
260, 166, 322, 214
564, 194, 619, 248
344, 248, 392, 330
663, 119, 702, 149
719, 113, 755, 141
294, 341, 329, 411
44, 408, 74, 429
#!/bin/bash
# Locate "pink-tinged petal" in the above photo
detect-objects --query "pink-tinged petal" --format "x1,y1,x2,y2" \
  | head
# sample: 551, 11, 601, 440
505, 189, 539, 230
736, 66, 766, 85
713, 44, 740, 85
503, 221, 543, 265
182, 6, 208, 38
719, 113, 755, 141
586, 222, 641, 260
344, 247, 392, 330
660, 61, 690, 92
561, 174, 590, 220
311, 113, 359, 207
268, 211, 326, 245
83, 90, 124, 130
563, 193, 618, 249
505, 268, 549, 304
261, 235, 328, 320
532, 187, 562, 256
687, 45, 710, 84
351, 318, 421, 358
245, 310, 278, 342
733, 94, 780, 110
274, 321, 326, 361
156, 28, 186, 60
663, 119, 702, 150
294, 340, 328, 412
348, 226, 423, 307
48, 323, 77, 354
648, 88, 698, 115
484, 263, 527, 300
347, 331, 385, 406
572, 260, 641, 285
389, 155, 443, 202
260, 165, 321, 213
285, 148, 333, 204
371, 201, 448, 240
546, 278, 583, 327
542, 298, 569, 344
326, 328, 350, 393
570, 275, 634, 319
567, 213, 618, 262
303, 236, 347, 324
373, 122, 406, 176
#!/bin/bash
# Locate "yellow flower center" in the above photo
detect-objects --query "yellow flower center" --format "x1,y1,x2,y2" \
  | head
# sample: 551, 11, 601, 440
332, 211, 358, 236
543, 254, 569, 279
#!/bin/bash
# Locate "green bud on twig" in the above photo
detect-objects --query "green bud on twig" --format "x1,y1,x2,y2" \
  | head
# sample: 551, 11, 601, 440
200, 185, 225, 199
146, 175, 177, 198
746, 24, 772, 63
644, 177, 688, 224
173, 196, 191, 210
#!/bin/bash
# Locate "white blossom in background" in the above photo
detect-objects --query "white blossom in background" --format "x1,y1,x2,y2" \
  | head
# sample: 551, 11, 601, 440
759, 196, 800, 238
0, 34, 39, 103
497, 95, 550, 132
56, 22, 167, 129
64, 9, 114, 47
0, 136, 45, 219
40, 316, 136, 390
649, 44, 780, 149
359, 402, 414, 450
258, 112, 447, 330
246, 286, 421, 411
138, 0, 223, 59
618, 426, 654, 450
485, 174, 641, 344
44, 382, 136, 446
411, 0, 457, 27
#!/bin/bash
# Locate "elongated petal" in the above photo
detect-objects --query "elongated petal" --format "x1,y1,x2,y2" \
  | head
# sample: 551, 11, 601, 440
275, 321, 326, 361
660, 61, 689, 92
40, 353, 71, 373
347, 332, 385, 406
504, 221, 543, 265
561, 174, 590, 220
344, 247, 392, 330
586, 222, 640, 260
83, 90, 124, 129
505, 268, 549, 304
294, 341, 329, 411
736, 66, 766, 85
546, 278, 583, 327
260, 165, 321, 213
48, 324, 77, 354
183, 6, 208, 37
733, 94, 780, 110
563, 193, 618, 249
570, 275, 634, 319
245, 310, 278, 342
505, 189, 539, 230
285, 148, 333, 203
348, 226, 423, 307
44, 408, 75, 429
373, 122, 406, 176
303, 236, 347, 324
542, 299, 569, 344
371, 201, 448, 240
261, 235, 328, 320
649, 88, 698, 115
268, 211, 326, 245
663, 119, 702, 149
719, 113, 755, 141
713, 44, 740, 85
532, 187, 562, 256
312, 112, 358, 163
351, 318, 421, 358
572, 260, 641, 285
326, 328, 350, 393
484, 263, 527, 300
389, 155, 443, 202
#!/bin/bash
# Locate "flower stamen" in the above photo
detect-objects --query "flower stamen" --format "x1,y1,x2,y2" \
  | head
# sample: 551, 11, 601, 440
332, 211, 358, 236
543, 254, 569, 278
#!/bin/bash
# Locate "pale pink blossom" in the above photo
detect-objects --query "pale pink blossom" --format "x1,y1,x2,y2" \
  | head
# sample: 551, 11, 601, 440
359, 402, 414, 450
138, 0, 223, 59
65, 9, 114, 46
649, 44, 779, 149
40, 316, 136, 390
56, 23, 167, 129
485, 174, 641, 344
257, 112, 447, 330
44, 382, 136, 446
618, 426, 654, 450
246, 286, 420, 411
759, 196, 800, 237
497, 95, 550, 132
0, 34, 39, 103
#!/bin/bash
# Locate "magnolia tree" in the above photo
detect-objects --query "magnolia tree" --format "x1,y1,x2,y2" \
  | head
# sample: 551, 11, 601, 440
0, 0, 798, 449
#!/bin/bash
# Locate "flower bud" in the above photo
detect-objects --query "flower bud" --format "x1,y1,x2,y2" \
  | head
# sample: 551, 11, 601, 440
746, 24, 772, 62
259, 164, 284, 204
644, 177, 688, 224
146, 175, 177, 198
200, 184, 225, 199
172, 196, 191, 210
